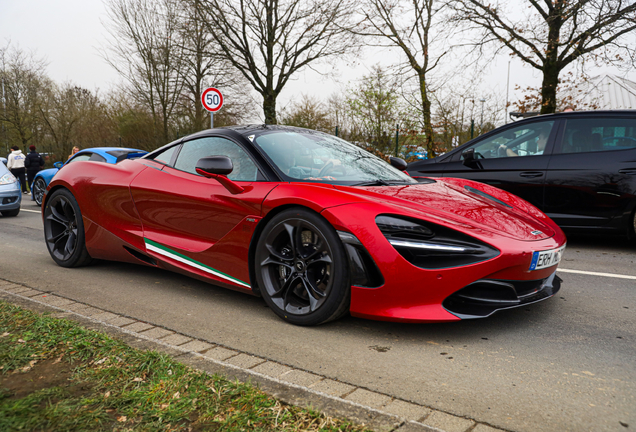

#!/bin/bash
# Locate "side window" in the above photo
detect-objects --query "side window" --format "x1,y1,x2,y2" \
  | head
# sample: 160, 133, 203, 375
174, 137, 259, 181
558, 118, 636, 154
66, 154, 92, 164
463, 121, 554, 159
88, 153, 107, 162
153, 145, 179, 165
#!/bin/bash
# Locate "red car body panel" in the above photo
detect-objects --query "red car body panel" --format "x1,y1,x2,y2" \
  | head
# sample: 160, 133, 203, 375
45, 150, 566, 323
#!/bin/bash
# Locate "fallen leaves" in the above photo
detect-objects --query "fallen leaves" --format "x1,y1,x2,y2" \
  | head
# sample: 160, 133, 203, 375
21, 360, 38, 372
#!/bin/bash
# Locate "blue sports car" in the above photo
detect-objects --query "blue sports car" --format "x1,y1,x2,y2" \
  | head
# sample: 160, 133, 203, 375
32, 147, 147, 206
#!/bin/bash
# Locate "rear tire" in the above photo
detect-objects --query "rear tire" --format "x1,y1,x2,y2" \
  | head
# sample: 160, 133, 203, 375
254, 208, 350, 326
43, 189, 92, 268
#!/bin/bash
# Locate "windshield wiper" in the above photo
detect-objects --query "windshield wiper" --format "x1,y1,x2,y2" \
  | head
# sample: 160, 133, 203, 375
352, 179, 412, 186
351, 179, 390, 186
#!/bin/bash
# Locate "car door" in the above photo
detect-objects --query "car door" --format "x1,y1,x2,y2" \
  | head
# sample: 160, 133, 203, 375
543, 115, 636, 231
130, 135, 278, 287
433, 120, 558, 210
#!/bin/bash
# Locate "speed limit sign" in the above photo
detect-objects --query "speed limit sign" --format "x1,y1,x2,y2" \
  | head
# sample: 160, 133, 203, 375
201, 87, 223, 112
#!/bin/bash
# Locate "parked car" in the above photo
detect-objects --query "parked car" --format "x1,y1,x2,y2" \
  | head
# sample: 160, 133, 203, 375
42, 125, 565, 326
408, 110, 636, 238
0, 159, 21, 217
404, 146, 428, 160
32, 147, 147, 206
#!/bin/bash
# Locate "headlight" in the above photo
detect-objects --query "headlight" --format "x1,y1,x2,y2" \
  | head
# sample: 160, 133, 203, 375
376, 215, 500, 269
0, 172, 16, 185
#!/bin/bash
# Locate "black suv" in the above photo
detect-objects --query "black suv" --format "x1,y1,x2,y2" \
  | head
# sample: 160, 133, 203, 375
407, 111, 636, 238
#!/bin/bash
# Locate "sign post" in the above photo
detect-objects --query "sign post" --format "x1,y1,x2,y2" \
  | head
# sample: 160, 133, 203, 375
201, 87, 224, 129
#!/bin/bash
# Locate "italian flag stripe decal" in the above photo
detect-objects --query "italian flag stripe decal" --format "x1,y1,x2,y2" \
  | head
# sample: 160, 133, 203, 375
144, 238, 250, 288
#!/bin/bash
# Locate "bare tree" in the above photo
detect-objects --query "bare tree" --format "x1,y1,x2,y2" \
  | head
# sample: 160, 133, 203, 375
0, 43, 47, 153
346, 66, 402, 153
103, 0, 186, 144
177, 0, 256, 132
196, 0, 358, 124
355, 0, 453, 157
453, 0, 636, 114
39, 83, 106, 158
280, 94, 334, 132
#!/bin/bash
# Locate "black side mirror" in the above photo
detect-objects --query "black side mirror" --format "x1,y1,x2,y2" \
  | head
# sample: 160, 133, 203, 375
195, 156, 244, 194
389, 156, 407, 171
195, 156, 233, 176
461, 148, 476, 166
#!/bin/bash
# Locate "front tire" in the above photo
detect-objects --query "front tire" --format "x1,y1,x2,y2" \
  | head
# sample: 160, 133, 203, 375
43, 189, 92, 268
255, 208, 350, 326
33, 177, 47, 206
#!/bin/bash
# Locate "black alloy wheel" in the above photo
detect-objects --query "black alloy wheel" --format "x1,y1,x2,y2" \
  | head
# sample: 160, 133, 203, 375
33, 177, 47, 206
255, 208, 350, 326
43, 189, 92, 268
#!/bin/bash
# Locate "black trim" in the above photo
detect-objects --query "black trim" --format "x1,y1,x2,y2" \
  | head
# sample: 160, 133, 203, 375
443, 272, 561, 319
338, 231, 384, 288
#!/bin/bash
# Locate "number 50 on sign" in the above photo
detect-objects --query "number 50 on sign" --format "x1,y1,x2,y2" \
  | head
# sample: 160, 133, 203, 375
201, 87, 223, 112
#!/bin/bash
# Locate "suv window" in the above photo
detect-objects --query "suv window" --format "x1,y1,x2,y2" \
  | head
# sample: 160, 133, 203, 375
462, 121, 555, 159
558, 118, 636, 154
174, 137, 259, 181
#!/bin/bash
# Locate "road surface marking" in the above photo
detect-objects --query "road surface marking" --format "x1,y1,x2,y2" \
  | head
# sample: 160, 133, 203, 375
558, 268, 636, 280
20, 208, 41, 214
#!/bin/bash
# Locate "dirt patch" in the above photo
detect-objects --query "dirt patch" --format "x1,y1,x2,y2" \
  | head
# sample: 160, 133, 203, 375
0, 357, 91, 400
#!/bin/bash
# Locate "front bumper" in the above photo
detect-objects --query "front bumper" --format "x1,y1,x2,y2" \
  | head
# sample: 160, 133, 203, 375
442, 272, 561, 319
0, 184, 21, 212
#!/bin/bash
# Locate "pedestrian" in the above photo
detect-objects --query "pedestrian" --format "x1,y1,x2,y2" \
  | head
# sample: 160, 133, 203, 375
25, 145, 45, 194
68, 146, 80, 160
7, 145, 28, 194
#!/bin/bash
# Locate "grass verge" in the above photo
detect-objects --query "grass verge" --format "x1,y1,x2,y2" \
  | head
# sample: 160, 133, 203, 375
0, 301, 371, 431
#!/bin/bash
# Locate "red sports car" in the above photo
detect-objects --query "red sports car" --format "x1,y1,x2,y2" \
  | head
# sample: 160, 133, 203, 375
43, 125, 566, 325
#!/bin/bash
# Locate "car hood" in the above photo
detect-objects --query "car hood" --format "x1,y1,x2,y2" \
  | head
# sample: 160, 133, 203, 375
334, 180, 555, 241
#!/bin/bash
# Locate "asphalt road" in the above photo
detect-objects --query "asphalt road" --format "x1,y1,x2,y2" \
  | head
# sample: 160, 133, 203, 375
1, 201, 635, 432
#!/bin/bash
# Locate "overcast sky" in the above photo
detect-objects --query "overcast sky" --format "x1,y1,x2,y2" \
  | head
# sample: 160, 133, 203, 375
1, 0, 631, 123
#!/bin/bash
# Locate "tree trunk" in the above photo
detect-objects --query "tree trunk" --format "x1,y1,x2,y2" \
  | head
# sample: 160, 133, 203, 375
540, 5, 563, 114
540, 63, 559, 114
263, 92, 277, 125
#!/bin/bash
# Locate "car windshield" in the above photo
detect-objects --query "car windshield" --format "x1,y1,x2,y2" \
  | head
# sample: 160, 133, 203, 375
253, 131, 416, 185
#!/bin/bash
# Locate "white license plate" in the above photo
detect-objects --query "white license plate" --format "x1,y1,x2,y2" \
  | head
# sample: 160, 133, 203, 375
529, 244, 566, 271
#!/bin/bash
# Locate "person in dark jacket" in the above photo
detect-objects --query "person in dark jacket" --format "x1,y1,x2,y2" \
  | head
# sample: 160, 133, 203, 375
25, 145, 45, 193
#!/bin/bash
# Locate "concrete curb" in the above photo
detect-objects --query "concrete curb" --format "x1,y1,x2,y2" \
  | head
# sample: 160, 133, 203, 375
0, 278, 508, 432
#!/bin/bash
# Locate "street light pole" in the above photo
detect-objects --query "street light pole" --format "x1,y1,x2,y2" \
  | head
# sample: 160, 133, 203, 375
479, 98, 486, 133
505, 61, 511, 124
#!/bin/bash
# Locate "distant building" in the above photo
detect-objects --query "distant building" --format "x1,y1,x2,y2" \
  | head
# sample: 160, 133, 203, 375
510, 74, 636, 121
579, 74, 636, 110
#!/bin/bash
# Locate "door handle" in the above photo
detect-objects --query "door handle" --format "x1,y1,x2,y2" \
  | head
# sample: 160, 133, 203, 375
519, 172, 544, 178
618, 168, 636, 175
